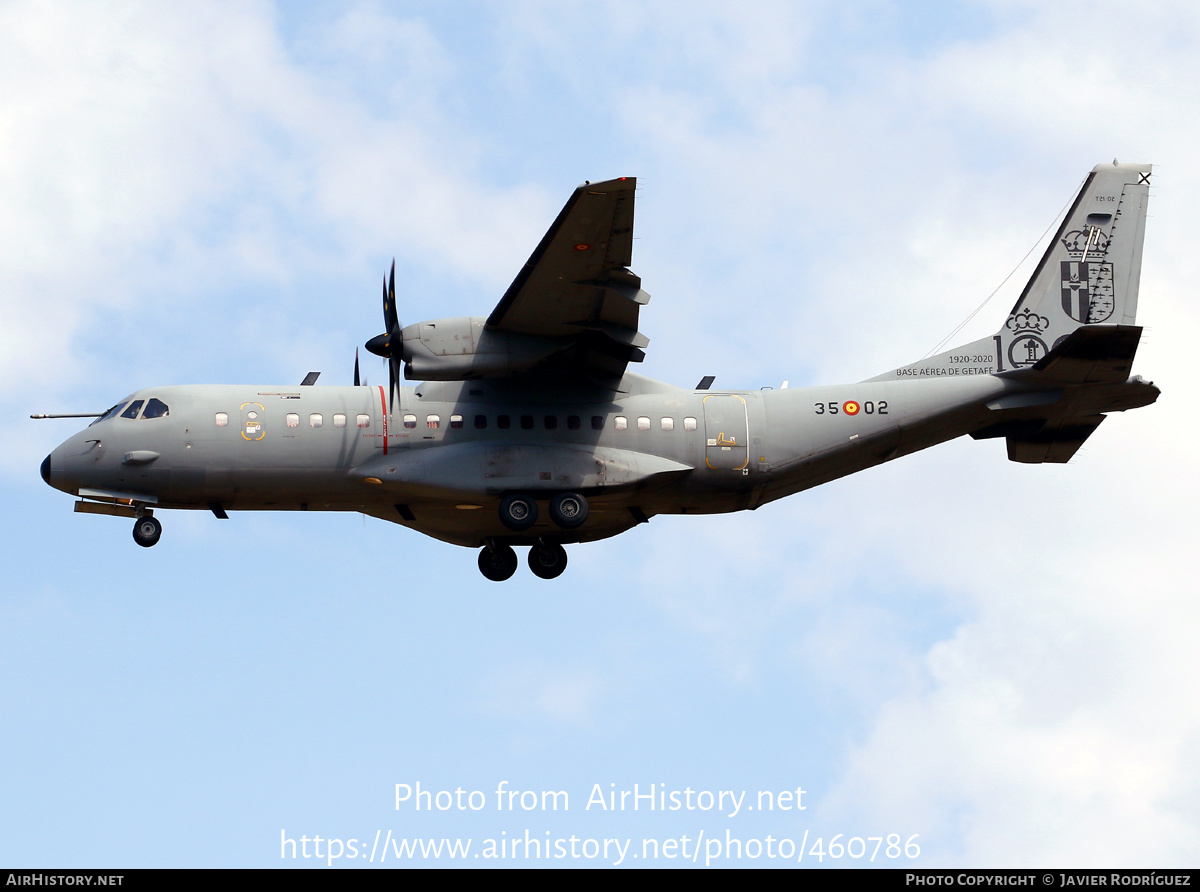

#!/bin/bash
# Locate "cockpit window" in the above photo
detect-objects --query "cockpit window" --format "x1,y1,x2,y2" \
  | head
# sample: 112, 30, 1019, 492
90, 402, 128, 426
142, 398, 169, 419
120, 400, 145, 419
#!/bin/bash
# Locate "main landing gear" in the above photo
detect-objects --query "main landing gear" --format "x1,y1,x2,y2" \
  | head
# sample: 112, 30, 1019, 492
477, 540, 569, 581
484, 491, 585, 581
132, 514, 162, 548
528, 541, 568, 580
548, 492, 587, 529
478, 541, 519, 582
498, 492, 588, 532
498, 494, 538, 531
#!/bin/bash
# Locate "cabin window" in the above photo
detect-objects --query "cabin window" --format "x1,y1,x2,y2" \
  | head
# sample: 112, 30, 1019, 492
497, 415, 511, 429
567, 415, 581, 430
356, 414, 370, 428
591, 416, 604, 430
309, 413, 323, 428
661, 417, 674, 431
544, 415, 557, 430
683, 416, 698, 431
214, 412, 229, 427
333, 414, 346, 429
614, 416, 627, 431
120, 400, 144, 419
286, 413, 299, 428
474, 414, 487, 429
403, 414, 417, 429
426, 414, 440, 429
450, 414, 463, 429
637, 416, 650, 431
520, 415, 534, 430
142, 398, 169, 419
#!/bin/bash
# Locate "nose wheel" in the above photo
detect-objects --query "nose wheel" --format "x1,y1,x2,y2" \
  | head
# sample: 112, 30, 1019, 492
478, 541, 518, 581
528, 541, 568, 580
132, 514, 162, 548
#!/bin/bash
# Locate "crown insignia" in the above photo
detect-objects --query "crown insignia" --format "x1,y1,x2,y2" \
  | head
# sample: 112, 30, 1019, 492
1006, 309, 1050, 333
1061, 228, 1110, 257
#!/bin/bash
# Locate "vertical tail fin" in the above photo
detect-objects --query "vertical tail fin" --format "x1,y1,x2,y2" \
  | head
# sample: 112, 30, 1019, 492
1000, 161, 1151, 369
870, 162, 1152, 381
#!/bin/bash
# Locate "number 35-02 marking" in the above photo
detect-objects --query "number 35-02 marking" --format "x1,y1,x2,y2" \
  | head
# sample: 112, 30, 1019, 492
815, 400, 888, 415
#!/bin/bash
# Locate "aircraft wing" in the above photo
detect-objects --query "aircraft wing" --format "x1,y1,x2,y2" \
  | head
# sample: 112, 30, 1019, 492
486, 177, 650, 386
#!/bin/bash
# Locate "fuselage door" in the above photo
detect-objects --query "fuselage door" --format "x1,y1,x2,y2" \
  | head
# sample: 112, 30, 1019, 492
702, 394, 749, 470
240, 402, 267, 441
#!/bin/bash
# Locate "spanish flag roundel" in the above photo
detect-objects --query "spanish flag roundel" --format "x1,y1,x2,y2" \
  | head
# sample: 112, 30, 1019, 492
843, 400, 861, 416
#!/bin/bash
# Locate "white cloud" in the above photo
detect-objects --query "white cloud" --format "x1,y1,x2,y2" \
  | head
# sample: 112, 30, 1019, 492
0, 2, 555, 471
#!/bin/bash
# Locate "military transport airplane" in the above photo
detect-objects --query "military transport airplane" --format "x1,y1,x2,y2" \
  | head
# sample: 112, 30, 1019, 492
37, 163, 1159, 581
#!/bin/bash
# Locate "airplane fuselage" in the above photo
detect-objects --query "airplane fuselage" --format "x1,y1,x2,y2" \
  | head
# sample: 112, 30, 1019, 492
44, 371, 1025, 548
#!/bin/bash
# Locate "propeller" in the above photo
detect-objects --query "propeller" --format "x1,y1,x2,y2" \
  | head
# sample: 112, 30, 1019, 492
365, 260, 402, 411
353, 347, 360, 387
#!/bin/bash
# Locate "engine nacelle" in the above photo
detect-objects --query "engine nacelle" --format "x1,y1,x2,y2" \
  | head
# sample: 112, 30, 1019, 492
400, 317, 566, 380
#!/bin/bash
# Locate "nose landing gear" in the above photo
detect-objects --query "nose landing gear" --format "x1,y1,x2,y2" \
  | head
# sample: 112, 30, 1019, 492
132, 514, 162, 548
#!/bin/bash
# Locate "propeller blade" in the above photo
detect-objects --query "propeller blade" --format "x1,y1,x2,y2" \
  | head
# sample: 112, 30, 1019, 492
353, 348, 360, 387
366, 260, 402, 411
388, 356, 400, 413
384, 259, 399, 336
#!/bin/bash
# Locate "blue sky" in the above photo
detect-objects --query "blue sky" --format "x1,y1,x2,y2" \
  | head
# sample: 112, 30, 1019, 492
3, 0, 1199, 868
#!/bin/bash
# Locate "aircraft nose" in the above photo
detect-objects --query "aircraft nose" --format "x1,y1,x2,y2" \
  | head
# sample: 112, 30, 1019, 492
41, 447, 75, 494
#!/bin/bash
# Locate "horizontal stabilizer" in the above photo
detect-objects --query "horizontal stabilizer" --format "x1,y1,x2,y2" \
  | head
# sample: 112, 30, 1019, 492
1000, 324, 1141, 385
1005, 414, 1105, 464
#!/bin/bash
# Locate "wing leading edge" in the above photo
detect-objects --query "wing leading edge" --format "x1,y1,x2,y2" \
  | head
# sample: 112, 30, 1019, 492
486, 177, 650, 387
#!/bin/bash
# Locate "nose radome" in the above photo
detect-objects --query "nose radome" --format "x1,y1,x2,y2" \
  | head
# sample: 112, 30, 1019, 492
41, 453, 51, 485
